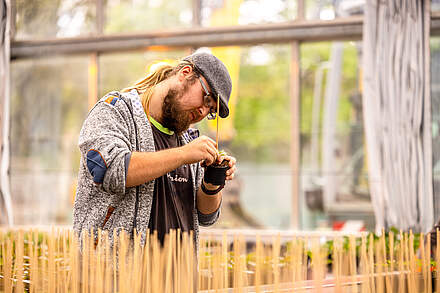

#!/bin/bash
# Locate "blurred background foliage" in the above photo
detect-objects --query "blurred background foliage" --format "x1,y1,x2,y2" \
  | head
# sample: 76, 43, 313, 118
229, 45, 291, 163
105, 0, 193, 33
10, 0, 366, 228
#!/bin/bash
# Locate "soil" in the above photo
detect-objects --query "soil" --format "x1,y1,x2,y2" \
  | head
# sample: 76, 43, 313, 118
211, 159, 230, 168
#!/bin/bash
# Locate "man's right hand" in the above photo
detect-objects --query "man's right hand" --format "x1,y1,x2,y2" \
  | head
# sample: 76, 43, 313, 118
126, 136, 219, 187
180, 135, 219, 166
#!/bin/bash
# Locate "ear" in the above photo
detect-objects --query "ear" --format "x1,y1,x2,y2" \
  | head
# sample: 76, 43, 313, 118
177, 65, 194, 82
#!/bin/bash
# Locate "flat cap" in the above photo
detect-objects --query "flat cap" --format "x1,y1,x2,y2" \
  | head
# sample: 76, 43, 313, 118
183, 52, 232, 118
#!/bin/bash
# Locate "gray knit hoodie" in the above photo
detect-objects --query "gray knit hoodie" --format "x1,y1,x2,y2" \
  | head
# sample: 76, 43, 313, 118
73, 89, 220, 246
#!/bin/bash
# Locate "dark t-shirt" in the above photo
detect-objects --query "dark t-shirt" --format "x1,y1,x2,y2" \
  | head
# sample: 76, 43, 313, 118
148, 123, 194, 244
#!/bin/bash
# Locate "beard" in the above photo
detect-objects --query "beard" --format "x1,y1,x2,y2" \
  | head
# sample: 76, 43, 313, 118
161, 87, 194, 135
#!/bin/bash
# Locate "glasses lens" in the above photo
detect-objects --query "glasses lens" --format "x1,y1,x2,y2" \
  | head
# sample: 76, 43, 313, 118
199, 77, 217, 119
204, 95, 212, 107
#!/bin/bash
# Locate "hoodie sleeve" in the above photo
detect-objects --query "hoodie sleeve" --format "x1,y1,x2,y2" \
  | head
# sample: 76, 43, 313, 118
78, 96, 133, 195
195, 162, 221, 226
197, 206, 221, 226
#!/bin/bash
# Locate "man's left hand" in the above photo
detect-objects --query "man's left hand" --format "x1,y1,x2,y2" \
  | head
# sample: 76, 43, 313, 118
216, 155, 237, 181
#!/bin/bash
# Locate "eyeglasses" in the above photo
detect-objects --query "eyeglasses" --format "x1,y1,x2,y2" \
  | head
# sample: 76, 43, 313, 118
198, 76, 217, 120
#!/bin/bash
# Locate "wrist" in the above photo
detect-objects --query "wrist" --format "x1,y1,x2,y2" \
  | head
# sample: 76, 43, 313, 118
175, 147, 187, 165
201, 180, 224, 195
202, 180, 220, 190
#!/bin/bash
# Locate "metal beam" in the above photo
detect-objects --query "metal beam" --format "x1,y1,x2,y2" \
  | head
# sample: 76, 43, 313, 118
11, 16, 364, 58
11, 13, 440, 59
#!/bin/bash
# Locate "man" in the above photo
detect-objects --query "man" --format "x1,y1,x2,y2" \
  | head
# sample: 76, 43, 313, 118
73, 52, 237, 247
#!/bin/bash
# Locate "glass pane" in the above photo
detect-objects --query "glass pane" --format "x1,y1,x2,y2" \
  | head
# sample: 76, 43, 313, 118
201, 0, 297, 27
306, 0, 364, 20
14, 0, 97, 40
196, 45, 292, 229
100, 46, 291, 229
105, 0, 193, 34
99, 49, 191, 97
10, 56, 89, 224
300, 41, 373, 231
431, 37, 440, 221
433, 0, 440, 12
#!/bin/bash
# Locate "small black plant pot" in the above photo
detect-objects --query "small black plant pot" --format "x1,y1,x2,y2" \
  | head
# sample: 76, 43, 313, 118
204, 160, 230, 186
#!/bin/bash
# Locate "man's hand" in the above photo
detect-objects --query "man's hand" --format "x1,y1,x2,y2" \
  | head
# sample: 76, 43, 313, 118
180, 135, 219, 166
196, 154, 237, 215
215, 155, 237, 181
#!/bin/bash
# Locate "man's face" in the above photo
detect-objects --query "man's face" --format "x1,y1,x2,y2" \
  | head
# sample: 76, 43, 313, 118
161, 85, 194, 135
161, 75, 215, 134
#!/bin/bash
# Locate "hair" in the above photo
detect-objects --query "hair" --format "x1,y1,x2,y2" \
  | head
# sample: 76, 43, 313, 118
121, 59, 198, 119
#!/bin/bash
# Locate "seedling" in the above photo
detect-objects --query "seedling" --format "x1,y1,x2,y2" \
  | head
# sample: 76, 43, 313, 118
204, 95, 230, 185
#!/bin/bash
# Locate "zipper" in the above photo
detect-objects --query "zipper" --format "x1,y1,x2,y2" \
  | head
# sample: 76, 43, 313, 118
120, 95, 140, 237
133, 186, 140, 232
96, 206, 115, 247
102, 206, 115, 228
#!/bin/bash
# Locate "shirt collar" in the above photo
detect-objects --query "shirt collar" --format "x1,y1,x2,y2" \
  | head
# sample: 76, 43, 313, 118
149, 116, 174, 135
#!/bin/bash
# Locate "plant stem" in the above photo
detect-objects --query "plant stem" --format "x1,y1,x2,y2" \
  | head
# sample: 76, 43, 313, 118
216, 94, 220, 150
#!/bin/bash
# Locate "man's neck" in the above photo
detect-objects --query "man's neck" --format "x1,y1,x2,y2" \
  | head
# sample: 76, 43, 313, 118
148, 81, 168, 123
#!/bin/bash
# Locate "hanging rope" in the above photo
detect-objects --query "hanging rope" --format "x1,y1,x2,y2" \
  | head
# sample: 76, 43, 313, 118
362, 0, 432, 232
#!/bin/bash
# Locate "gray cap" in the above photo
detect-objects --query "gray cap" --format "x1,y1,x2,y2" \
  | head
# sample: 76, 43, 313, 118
183, 52, 232, 118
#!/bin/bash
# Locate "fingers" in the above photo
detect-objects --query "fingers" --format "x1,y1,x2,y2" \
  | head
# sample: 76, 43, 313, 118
222, 156, 237, 181
225, 165, 236, 180
200, 136, 217, 153
227, 156, 236, 167
200, 135, 216, 147
204, 144, 219, 165
215, 155, 225, 164
196, 136, 218, 165
217, 155, 236, 166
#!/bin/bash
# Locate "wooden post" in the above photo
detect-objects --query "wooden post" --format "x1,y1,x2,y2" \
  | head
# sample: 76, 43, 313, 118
193, 0, 201, 27
9, 0, 14, 38
297, 0, 305, 20
290, 43, 300, 230
88, 0, 104, 110
96, 0, 104, 35
88, 53, 99, 110
290, 0, 304, 229
191, 0, 201, 54
0, 0, 13, 225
